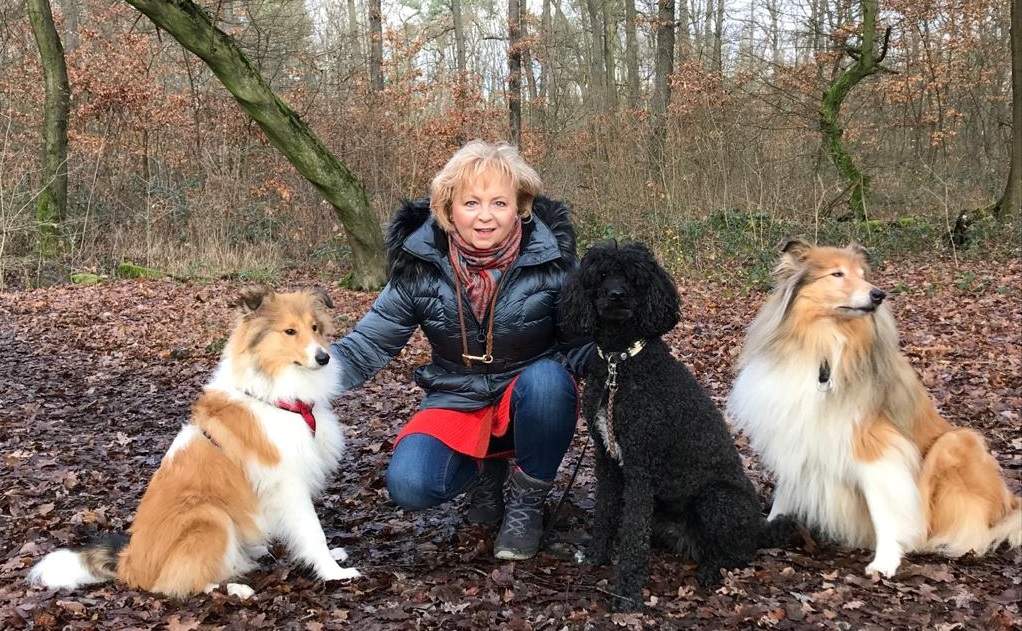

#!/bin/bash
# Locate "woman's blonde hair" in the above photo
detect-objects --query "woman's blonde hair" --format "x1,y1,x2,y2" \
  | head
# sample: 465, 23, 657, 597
429, 140, 544, 232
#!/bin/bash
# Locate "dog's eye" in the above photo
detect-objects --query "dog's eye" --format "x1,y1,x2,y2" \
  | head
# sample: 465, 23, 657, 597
312, 324, 319, 332
831, 271, 844, 278
284, 328, 297, 336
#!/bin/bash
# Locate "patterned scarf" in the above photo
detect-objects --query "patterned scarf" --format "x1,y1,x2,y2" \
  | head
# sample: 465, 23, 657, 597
448, 220, 523, 321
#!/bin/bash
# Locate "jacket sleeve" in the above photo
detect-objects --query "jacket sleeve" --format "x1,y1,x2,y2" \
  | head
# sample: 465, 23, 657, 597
331, 280, 419, 392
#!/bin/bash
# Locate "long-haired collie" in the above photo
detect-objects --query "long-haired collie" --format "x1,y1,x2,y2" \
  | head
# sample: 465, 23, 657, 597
727, 240, 1020, 577
28, 287, 359, 598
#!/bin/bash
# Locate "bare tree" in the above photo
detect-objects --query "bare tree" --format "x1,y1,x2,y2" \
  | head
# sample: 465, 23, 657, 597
452, 0, 467, 78
584, 0, 607, 112
819, 0, 891, 221
509, 0, 523, 145
996, 0, 1021, 217
368, 0, 383, 91
25, 0, 70, 257
712, 0, 724, 72
651, 0, 675, 169
122, 0, 387, 288
520, 0, 538, 104
347, 0, 364, 77
676, 0, 690, 62
624, 0, 640, 107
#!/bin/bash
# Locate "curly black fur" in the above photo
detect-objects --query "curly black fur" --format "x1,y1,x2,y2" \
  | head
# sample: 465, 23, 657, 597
560, 241, 797, 611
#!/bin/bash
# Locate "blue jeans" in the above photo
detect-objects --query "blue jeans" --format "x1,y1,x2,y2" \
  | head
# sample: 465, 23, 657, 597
386, 358, 577, 510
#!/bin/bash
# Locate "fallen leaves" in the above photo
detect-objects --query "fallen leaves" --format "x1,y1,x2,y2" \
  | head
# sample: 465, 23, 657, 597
0, 259, 1019, 628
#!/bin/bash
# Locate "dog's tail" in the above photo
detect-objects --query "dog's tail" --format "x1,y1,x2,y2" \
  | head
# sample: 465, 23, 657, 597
759, 515, 800, 549
988, 497, 1022, 551
28, 534, 128, 590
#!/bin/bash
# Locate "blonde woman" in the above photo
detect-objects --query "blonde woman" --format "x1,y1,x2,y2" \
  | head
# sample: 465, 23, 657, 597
332, 141, 590, 559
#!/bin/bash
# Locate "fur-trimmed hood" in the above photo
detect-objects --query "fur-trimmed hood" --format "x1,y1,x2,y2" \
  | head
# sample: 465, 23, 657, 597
386, 196, 576, 279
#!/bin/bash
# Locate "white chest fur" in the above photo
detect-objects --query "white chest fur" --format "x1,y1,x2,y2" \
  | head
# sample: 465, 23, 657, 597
727, 357, 875, 546
593, 406, 623, 464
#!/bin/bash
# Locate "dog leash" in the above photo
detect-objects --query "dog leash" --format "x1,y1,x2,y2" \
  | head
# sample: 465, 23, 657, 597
543, 339, 646, 540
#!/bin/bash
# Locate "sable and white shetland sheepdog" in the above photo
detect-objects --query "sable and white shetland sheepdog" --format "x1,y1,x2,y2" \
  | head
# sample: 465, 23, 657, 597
29, 287, 359, 598
727, 240, 1020, 578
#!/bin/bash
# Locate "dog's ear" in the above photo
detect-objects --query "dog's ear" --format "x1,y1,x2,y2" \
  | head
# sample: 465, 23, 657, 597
234, 286, 273, 313
308, 287, 335, 310
558, 263, 595, 338
774, 238, 811, 283
630, 245, 680, 338
846, 242, 872, 266
778, 238, 811, 259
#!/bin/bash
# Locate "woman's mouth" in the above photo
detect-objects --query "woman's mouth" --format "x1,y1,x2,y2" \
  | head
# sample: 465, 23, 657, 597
475, 228, 495, 236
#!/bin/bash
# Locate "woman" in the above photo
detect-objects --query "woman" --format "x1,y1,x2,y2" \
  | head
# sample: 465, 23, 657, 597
332, 141, 590, 560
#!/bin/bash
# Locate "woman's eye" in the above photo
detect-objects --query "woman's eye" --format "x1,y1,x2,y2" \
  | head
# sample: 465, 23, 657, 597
285, 328, 297, 336
465, 200, 477, 207
831, 271, 844, 278
495, 201, 506, 207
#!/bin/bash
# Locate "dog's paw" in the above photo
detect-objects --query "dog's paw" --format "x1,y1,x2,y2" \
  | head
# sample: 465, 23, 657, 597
226, 583, 255, 599
864, 555, 900, 578
320, 565, 362, 582
696, 565, 723, 588
329, 547, 349, 562
583, 543, 611, 566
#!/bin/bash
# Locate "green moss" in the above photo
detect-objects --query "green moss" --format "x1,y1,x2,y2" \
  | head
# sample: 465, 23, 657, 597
70, 272, 104, 285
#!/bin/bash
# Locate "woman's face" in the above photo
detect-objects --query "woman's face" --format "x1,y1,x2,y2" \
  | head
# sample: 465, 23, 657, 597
450, 169, 519, 249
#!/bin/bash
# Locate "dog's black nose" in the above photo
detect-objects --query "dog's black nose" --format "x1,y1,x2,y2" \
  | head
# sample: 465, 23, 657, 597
870, 288, 886, 305
315, 350, 330, 365
607, 287, 626, 301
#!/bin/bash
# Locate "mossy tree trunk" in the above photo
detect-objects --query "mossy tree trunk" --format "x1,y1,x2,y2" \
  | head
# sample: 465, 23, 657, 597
122, 0, 386, 289
25, 0, 70, 258
996, 0, 1021, 218
819, 0, 891, 221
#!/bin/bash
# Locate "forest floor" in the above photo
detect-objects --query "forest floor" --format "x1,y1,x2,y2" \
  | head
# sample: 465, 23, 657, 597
1, 257, 1019, 630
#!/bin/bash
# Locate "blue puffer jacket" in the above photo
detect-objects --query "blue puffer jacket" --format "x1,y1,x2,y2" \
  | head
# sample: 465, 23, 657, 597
332, 196, 592, 410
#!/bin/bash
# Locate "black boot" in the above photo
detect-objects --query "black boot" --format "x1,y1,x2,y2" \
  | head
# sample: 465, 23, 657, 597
465, 459, 509, 525
493, 467, 552, 560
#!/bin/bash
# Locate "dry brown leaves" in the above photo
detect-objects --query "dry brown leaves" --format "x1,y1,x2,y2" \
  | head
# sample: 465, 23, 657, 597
0, 259, 1018, 629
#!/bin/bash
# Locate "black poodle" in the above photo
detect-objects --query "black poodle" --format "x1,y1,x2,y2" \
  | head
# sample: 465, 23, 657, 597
560, 241, 796, 611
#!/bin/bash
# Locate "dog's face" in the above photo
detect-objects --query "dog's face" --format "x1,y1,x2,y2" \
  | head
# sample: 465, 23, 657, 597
594, 272, 636, 323
560, 241, 680, 340
231, 287, 337, 377
776, 240, 886, 319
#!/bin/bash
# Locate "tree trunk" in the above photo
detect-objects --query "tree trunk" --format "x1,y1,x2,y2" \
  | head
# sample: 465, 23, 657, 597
508, 0, 523, 145
57, 0, 81, 52
520, 0, 538, 104
584, 0, 606, 113
819, 0, 889, 221
624, 0, 639, 107
650, 0, 675, 170
996, 0, 1021, 217
25, 0, 70, 258
346, 0, 364, 77
602, 0, 617, 110
122, 0, 386, 288
676, 0, 690, 63
712, 0, 724, 73
701, 0, 713, 64
368, 0, 384, 91
452, 0, 467, 77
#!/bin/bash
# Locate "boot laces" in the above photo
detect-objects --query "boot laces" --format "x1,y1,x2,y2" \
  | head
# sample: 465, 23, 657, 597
503, 482, 545, 537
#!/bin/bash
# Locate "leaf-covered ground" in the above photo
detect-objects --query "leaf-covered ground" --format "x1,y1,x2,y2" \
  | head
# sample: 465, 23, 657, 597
1, 258, 1019, 630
